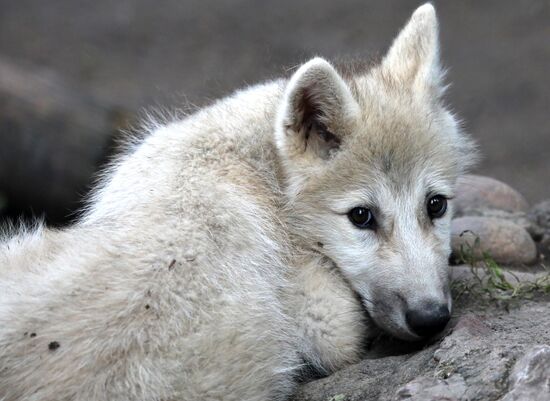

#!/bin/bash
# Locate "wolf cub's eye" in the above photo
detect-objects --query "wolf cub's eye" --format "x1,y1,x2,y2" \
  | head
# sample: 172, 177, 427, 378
427, 195, 447, 219
348, 207, 375, 229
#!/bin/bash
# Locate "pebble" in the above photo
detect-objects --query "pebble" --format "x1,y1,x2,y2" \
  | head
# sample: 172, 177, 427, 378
451, 216, 537, 265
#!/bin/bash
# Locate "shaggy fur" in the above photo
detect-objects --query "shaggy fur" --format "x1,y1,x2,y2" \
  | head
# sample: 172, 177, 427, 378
0, 4, 475, 400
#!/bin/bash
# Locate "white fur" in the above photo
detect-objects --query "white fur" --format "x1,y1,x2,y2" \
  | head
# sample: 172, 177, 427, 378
0, 4, 475, 400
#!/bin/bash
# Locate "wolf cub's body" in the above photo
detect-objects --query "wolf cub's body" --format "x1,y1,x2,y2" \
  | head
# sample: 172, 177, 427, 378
0, 4, 475, 400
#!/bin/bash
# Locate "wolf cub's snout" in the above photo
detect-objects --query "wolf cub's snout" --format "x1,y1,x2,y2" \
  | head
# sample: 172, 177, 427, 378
405, 301, 451, 338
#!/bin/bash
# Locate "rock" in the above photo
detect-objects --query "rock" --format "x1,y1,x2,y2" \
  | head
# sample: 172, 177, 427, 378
459, 209, 544, 241
395, 375, 467, 401
529, 200, 550, 261
529, 200, 550, 230
451, 216, 538, 265
293, 295, 550, 401
537, 236, 550, 263
292, 350, 436, 401
454, 175, 529, 217
500, 345, 550, 401
429, 307, 550, 401
449, 313, 492, 337
452, 178, 544, 264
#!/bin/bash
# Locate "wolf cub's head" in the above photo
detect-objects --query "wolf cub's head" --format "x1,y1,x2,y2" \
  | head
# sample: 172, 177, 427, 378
276, 4, 476, 341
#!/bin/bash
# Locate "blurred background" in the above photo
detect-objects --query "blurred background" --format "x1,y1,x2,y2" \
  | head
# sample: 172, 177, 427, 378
0, 0, 548, 226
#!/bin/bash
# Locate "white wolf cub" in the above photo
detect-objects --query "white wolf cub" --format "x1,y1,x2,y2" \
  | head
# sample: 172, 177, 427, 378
0, 4, 475, 400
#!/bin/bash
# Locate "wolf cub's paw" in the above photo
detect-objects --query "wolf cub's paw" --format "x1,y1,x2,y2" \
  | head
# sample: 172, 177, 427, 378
294, 256, 373, 373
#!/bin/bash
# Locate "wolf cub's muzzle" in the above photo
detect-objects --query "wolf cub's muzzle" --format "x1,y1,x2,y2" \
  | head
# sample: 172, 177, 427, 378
405, 300, 450, 338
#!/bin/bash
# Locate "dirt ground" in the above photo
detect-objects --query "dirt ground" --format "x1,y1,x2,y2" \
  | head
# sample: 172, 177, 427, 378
0, 0, 548, 220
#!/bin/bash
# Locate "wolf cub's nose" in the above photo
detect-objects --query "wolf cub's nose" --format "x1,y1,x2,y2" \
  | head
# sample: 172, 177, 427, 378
406, 302, 450, 338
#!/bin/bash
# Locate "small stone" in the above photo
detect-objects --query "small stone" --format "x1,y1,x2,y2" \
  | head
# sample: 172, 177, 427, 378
454, 175, 529, 217
500, 345, 550, 401
451, 216, 538, 265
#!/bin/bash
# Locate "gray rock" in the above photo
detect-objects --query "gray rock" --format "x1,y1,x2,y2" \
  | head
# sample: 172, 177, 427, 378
529, 200, 550, 230
529, 200, 550, 261
459, 209, 545, 241
451, 216, 538, 265
454, 175, 529, 217
500, 345, 550, 401
537, 236, 550, 263
395, 375, 467, 401
294, 296, 550, 401
292, 350, 436, 401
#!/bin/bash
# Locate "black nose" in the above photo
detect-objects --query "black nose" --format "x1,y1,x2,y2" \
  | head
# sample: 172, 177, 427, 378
406, 302, 450, 338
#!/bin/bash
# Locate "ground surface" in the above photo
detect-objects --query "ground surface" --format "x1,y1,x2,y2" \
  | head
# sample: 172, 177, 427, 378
0, 0, 548, 223
293, 266, 550, 401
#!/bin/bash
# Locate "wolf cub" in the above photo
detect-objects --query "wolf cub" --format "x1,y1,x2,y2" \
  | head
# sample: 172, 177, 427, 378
0, 4, 475, 400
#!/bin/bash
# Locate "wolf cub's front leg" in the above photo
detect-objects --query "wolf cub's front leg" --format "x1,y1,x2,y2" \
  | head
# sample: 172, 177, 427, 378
291, 253, 375, 374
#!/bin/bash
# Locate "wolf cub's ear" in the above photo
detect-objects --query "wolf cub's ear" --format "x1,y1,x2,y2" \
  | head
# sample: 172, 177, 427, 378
276, 57, 359, 161
382, 3, 444, 97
